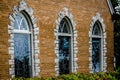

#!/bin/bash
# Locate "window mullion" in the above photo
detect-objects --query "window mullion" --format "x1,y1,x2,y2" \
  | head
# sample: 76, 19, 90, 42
57, 33, 72, 36
91, 35, 102, 38
13, 30, 31, 34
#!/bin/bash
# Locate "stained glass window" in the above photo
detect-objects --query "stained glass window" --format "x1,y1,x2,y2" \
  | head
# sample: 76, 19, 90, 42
14, 13, 32, 78
14, 13, 28, 31
58, 17, 72, 75
92, 21, 102, 73
58, 18, 71, 34
92, 22, 101, 36
92, 38, 101, 72
59, 36, 70, 75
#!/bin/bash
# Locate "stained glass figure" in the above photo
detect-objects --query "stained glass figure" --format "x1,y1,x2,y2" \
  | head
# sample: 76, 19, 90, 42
92, 38, 101, 72
14, 13, 32, 78
59, 36, 70, 75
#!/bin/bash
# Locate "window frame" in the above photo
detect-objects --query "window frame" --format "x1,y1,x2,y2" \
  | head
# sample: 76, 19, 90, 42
58, 17, 73, 74
8, 0, 40, 78
91, 21, 103, 72
13, 12, 34, 77
54, 7, 78, 76
89, 13, 107, 73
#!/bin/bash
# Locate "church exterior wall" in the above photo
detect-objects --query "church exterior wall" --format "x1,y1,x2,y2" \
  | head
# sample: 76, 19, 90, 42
0, 0, 114, 79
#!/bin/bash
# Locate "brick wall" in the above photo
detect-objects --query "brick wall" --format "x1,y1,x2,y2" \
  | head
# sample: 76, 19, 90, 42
0, 0, 114, 79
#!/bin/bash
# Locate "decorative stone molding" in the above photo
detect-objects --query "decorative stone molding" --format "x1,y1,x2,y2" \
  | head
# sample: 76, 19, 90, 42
8, 0, 40, 78
89, 13, 107, 73
54, 7, 78, 76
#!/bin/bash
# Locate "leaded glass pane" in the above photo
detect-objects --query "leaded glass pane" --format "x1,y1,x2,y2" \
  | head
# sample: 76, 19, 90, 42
14, 15, 21, 30
92, 22, 101, 36
92, 38, 101, 72
58, 19, 70, 33
14, 33, 31, 78
14, 13, 28, 30
20, 17, 28, 30
58, 36, 71, 75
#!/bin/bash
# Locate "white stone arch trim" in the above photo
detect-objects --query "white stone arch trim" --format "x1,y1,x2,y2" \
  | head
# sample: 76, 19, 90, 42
8, 0, 40, 78
89, 13, 107, 73
54, 7, 78, 76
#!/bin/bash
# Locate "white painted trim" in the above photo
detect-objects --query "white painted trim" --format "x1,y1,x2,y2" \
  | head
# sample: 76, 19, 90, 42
57, 33, 72, 36
54, 7, 78, 76
8, 0, 40, 78
114, 56, 116, 68
89, 13, 107, 73
13, 30, 31, 34
15, 13, 29, 31
91, 35, 102, 38
107, 0, 114, 15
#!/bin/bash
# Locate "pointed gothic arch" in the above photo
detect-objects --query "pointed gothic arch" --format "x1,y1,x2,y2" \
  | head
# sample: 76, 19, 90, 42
89, 13, 107, 73
8, 0, 40, 78
54, 7, 78, 76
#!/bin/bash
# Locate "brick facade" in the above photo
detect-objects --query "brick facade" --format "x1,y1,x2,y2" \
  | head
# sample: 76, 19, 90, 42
0, 0, 114, 79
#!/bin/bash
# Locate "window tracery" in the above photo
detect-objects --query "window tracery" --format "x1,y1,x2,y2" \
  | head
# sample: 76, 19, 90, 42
8, 0, 40, 78
55, 8, 78, 76
89, 13, 107, 73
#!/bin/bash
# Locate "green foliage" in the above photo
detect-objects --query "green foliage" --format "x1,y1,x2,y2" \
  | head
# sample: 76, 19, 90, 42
58, 73, 79, 80
114, 19, 120, 68
12, 77, 43, 80
111, 0, 119, 8
111, 0, 120, 68
115, 67, 120, 79
12, 70, 120, 80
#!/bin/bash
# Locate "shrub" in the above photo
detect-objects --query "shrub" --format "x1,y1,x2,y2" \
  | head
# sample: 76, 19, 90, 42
12, 69, 120, 80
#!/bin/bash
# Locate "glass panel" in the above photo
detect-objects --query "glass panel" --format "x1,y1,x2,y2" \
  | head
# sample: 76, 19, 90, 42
92, 22, 101, 36
92, 38, 101, 72
14, 15, 21, 30
58, 19, 70, 33
58, 36, 71, 75
14, 33, 31, 78
20, 17, 28, 30
14, 13, 28, 31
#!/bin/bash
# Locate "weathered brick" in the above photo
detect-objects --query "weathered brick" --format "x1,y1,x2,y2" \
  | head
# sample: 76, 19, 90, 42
0, 0, 114, 79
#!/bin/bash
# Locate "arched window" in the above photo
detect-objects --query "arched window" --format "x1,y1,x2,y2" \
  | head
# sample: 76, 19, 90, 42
92, 22, 101, 36
13, 12, 32, 77
58, 17, 72, 74
89, 13, 107, 73
8, 0, 40, 78
91, 21, 102, 72
55, 8, 78, 76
